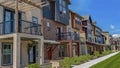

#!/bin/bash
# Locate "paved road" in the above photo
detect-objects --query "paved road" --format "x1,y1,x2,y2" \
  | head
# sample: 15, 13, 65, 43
73, 51, 120, 68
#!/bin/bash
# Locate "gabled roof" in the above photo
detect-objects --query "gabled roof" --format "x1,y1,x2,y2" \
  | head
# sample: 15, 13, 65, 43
82, 15, 91, 20
82, 15, 93, 24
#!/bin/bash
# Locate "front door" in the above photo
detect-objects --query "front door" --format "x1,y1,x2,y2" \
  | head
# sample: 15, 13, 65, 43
28, 45, 36, 64
47, 47, 52, 60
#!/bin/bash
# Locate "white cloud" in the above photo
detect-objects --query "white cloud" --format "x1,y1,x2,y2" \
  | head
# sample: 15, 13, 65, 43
110, 24, 115, 29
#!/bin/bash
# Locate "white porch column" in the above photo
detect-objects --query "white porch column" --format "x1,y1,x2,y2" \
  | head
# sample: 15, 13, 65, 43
38, 38, 44, 65
13, 34, 20, 68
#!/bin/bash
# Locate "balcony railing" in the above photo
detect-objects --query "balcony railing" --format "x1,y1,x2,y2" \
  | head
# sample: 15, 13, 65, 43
0, 20, 42, 35
57, 32, 80, 41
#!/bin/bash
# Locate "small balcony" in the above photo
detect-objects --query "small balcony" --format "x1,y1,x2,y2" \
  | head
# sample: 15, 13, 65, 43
0, 20, 42, 35
57, 32, 80, 41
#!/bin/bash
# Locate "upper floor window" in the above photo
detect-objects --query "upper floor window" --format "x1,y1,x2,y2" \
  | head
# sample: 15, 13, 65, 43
32, 17, 38, 24
59, 0, 66, 15
75, 17, 82, 25
46, 22, 51, 31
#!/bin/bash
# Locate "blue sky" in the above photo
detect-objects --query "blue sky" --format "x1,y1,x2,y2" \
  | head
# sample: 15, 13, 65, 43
69, 0, 120, 35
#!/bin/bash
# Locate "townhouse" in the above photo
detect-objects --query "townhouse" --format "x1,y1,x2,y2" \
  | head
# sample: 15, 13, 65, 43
82, 15, 95, 55
69, 11, 87, 55
102, 32, 111, 51
42, 0, 71, 61
110, 36, 120, 51
82, 15, 109, 55
0, 0, 49, 68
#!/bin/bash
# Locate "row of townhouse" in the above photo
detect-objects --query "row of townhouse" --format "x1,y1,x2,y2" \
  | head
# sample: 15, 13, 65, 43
42, 0, 111, 67
110, 36, 120, 51
0, 0, 111, 68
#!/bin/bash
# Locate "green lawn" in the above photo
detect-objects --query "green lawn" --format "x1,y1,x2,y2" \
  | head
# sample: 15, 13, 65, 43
90, 52, 120, 68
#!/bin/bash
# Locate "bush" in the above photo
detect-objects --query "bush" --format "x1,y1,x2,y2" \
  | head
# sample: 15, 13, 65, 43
60, 57, 71, 68
60, 50, 113, 68
60, 55, 94, 68
94, 51, 101, 57
102, 50, 112, 56
28, 63, 41, 68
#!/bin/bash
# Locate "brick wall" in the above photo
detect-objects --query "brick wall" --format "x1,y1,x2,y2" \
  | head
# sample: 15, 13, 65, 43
42, 18, 67, 41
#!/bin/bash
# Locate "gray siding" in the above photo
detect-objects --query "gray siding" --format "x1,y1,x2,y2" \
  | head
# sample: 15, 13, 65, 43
43, 0, 70, 25
55, 0, 70, 25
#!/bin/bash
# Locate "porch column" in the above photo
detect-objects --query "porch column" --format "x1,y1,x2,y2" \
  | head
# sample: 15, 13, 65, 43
15, 0, 19, 33
69, 42, 73, 57
38, 38, 44, 64
103, 46, 106, 51
0, 42, 2, 66
78, 42, 80, 56
13, 34, 20, 68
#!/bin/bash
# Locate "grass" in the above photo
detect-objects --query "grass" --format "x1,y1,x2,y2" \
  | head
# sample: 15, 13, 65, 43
90, 52, 120, 68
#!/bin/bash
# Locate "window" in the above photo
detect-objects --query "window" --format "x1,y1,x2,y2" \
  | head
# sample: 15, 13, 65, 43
32, 17, 38, 24
59, 46, 64, 57
75, 17, 82, 25
59, 0, 66, 15
46, 22, 51, 31
2, 44, 13, 65
32, 17, 39, 34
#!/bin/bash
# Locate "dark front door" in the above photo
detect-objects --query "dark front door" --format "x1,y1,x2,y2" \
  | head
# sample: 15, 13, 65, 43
28, 45, 36, 64
47, 47, 52, 60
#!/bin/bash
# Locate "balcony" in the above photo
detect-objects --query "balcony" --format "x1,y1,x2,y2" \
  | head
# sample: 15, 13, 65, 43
0, 20, 41, 35
57, 32, 80, 41
72, 18, 82, 30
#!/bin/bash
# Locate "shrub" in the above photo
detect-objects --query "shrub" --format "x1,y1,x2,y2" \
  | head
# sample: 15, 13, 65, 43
94, 51, 101, 57
28, 63, 41, 68
60, 57, 71, 68
60, 55, 93, 68
60, 50, 112, 68
102, 50, 112, 56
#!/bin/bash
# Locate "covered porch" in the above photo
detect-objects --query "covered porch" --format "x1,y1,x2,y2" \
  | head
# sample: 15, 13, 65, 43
86, 41, 106, 55
0, 33, 44, 68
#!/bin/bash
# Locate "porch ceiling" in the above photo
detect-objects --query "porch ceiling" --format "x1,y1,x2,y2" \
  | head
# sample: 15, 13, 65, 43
0, 0, 45, 12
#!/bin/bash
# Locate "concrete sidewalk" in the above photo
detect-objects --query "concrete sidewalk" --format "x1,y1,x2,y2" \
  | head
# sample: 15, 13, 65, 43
73, 51, 120, 68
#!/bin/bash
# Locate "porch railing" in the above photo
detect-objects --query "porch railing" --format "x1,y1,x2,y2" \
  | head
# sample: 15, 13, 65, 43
56, 32, 80, 41
0, 20, 42, 35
